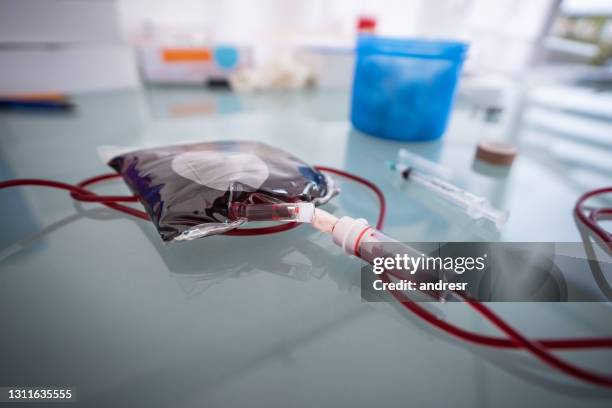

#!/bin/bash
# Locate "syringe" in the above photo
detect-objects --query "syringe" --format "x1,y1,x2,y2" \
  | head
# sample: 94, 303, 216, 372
388, 161, 509, 227
398, 148, 452, 180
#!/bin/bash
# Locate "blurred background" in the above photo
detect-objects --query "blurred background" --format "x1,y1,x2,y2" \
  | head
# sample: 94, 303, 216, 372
1, 0, 612, 93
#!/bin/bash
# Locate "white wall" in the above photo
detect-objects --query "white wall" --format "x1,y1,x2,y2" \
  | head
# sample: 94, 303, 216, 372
0, 0, 139, 94
116, 0, 423, 42
116, 0, 558, 73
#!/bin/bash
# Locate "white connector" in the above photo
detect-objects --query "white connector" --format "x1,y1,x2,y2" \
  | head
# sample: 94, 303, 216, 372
331, 216, 371, 255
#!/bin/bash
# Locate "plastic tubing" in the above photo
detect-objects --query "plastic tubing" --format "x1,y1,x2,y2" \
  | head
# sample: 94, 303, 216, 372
315, 166, 386, 230
327, 218, 612, 387
0, 176, 302, 236
229, 202, 315, 223
574, 187, 612, 251
311, 173, 612, 357
2, 172, 612, 386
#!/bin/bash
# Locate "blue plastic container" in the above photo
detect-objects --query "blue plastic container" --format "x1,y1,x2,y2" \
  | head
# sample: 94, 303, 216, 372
350, 36, 468, 141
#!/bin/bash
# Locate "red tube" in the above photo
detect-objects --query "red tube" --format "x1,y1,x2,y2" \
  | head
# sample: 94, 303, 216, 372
381, 275, 612, 350
465, 297, 612, 387
2, 172, 612, 387
315, 166, 386, 230
574, 187, 612, 250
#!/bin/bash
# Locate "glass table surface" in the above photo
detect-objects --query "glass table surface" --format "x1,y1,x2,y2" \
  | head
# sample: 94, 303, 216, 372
0, 86, 611, 407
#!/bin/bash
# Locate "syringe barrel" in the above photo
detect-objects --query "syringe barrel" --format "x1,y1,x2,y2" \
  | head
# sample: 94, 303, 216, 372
398, 148, 452, 179
474, 204, 509, 227
410, 170, 475, 210
409, 170, 509, 226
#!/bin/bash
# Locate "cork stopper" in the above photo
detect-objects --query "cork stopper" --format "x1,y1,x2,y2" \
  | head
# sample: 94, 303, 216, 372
475, 139, 517, 165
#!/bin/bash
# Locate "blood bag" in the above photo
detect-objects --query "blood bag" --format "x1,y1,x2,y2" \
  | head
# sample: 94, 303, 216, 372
106, 141, 336, 242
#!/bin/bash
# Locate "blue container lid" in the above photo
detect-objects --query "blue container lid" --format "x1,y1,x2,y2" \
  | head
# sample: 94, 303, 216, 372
357, 35, 468, 61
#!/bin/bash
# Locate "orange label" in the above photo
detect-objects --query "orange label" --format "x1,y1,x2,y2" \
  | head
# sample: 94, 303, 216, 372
0, 92, 67, 101
162, 48, 212, 62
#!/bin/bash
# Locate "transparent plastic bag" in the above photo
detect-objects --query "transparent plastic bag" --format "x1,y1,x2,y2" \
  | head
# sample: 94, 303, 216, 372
106, 141, 335, 241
